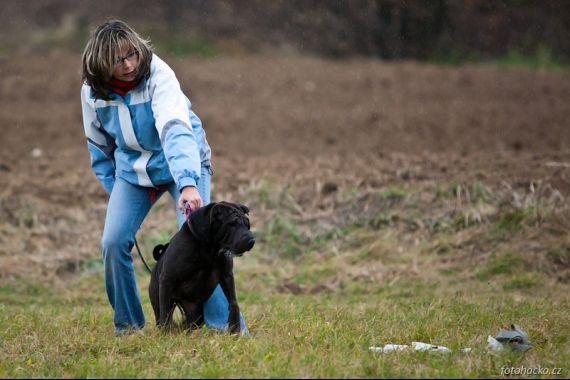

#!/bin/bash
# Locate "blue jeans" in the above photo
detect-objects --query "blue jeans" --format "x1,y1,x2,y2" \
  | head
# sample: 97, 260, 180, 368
102, 166, 249, 335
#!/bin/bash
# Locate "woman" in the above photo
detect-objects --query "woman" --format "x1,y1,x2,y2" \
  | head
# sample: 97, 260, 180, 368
80, 19, 248, 336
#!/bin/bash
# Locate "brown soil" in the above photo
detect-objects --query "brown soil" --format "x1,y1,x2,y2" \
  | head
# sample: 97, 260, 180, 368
1, 51, 569, 281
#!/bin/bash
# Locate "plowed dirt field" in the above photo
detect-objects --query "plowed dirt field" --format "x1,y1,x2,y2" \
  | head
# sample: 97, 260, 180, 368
1, 51, 569, 281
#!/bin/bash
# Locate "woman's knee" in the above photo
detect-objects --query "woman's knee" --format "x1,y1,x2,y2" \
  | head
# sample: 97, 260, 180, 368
101, 233, 132, 256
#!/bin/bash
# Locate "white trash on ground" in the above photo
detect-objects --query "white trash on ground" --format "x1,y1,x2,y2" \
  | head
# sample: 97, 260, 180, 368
493, 324, 533, 353
369, 324, 531, 355
369, 344, 409, 353
487, 335, 504, 351
412, 341, 453, 353
369, 342, 469, 354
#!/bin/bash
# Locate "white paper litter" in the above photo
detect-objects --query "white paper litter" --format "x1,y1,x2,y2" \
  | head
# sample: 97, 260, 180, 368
369, 326, 530, 355
487, 335, 504, 351
412, 341, 452, 353
369, 344, 409, 353
369, 342, 470, 354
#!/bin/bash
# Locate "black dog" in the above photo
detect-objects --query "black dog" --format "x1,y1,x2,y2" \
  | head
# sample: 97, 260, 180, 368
148, 201, 255, 333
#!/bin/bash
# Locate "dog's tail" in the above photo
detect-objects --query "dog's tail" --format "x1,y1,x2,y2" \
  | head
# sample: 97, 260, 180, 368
152, 243, 170, 261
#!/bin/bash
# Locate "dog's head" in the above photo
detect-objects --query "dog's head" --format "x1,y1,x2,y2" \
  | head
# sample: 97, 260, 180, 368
188, 201, 255, 257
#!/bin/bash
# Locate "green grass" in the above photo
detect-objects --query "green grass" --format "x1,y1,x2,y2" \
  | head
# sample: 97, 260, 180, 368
429, 45, 569, 71
476, 252, 526, 280
0, 273, 568, 378
497, 46, 568, 71
381, 185, 408, 201
495, 209, 529, 233
145, 28, 221, 58
1, 179, 569, 378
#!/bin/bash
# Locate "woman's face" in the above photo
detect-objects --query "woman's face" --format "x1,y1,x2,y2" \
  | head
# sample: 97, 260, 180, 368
112, 44, 139, 82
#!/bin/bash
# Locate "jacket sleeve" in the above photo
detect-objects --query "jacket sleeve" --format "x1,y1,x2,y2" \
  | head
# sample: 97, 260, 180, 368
148, 56, 201, 192
81, 85, 116, 195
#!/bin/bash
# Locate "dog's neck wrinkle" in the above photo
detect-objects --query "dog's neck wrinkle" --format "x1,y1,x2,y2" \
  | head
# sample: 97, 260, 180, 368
186, 221, 208, 244
185, 221, 218, 248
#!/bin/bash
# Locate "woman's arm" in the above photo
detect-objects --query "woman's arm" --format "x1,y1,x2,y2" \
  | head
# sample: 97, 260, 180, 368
81, 85, 116, 195
149, 55, 203, 198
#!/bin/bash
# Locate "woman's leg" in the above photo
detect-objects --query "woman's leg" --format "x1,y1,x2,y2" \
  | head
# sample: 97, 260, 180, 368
102, 177, 154, 335
168, 165, 250, 335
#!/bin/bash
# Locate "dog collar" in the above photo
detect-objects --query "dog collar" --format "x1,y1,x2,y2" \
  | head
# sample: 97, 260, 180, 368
187, 221, 205, 243
184, 203, 197, 236
184, 203, 192, 225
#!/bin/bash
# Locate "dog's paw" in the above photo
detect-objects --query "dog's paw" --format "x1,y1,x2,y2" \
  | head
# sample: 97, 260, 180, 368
229, 323, 241, 334
228, 313, 241, 334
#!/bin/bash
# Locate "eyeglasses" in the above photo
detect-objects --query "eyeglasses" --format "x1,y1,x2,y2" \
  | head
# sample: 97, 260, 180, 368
114, 50, 139, 67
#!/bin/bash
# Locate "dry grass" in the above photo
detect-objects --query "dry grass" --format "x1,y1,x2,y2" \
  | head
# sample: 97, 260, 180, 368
1, 168, 570, 377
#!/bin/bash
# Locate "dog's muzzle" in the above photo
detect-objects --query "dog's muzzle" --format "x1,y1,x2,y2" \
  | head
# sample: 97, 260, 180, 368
222, 232, 255, 257
237, 232, 256, 254
241, 233, 256, 252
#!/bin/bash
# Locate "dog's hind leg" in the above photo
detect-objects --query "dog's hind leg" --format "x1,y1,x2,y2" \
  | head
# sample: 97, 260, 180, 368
179, 300, 204, 330
150, 295, 160, 326
149, 269, 161, 325
158, 282, 176, 329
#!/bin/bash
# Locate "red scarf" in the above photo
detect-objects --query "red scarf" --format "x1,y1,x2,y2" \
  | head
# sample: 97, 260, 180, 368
109, 77, 141, 97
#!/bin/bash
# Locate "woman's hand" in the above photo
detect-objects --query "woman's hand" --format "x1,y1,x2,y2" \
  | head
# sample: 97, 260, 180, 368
178, 186, 203, 213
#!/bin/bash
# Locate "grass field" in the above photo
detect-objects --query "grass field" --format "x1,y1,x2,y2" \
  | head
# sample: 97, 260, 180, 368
2, 31, 570, 376
1, 178, 568, 378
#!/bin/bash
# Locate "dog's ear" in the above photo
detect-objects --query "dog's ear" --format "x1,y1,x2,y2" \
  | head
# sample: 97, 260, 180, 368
188, 203, 215, 242
238, 204, 250, 215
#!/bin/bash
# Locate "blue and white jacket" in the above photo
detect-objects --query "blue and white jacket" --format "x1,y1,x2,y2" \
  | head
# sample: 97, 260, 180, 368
81, 54, 211, 195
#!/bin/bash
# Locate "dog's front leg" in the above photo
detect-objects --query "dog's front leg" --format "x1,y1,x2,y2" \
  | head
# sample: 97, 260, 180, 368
158, 277, 176, 329
219, 255, 240, 334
